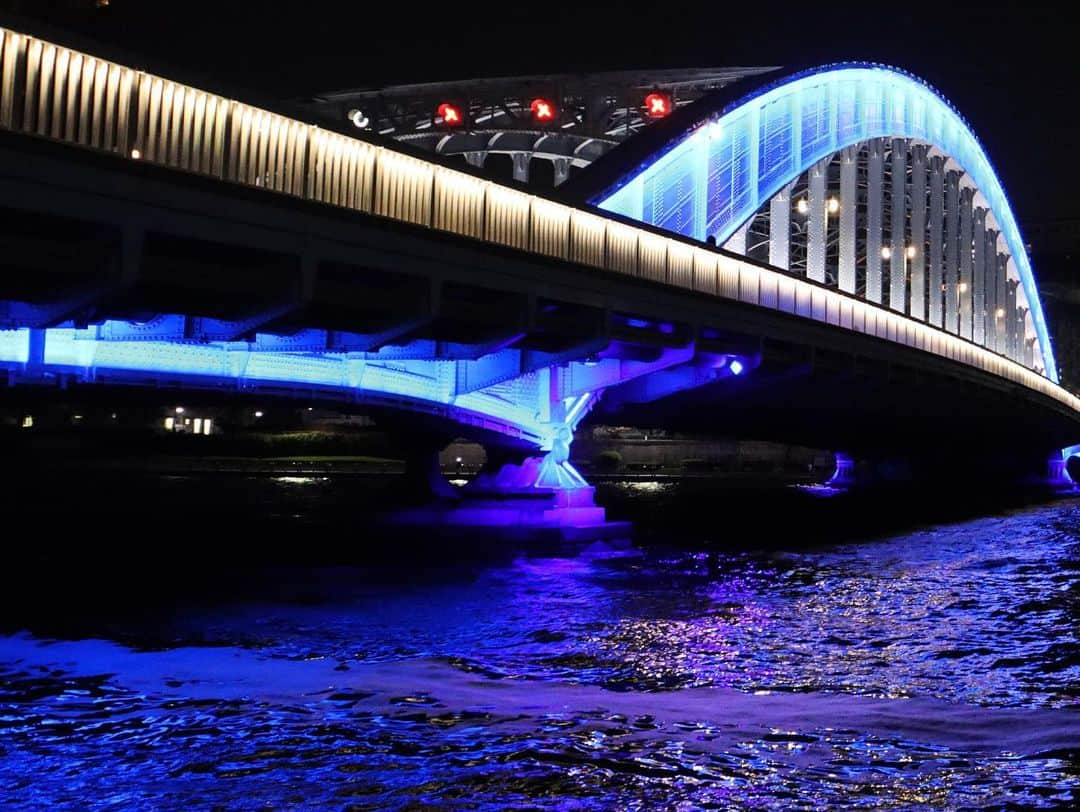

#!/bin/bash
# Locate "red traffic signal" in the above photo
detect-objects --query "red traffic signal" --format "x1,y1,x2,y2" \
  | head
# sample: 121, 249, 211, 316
644, 92, 672, 118
530, 97, 556, 122
437, 102, 464, 126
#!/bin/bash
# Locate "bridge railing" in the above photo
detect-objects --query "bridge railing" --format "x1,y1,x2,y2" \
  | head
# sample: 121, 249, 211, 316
0, 27, 1077, 415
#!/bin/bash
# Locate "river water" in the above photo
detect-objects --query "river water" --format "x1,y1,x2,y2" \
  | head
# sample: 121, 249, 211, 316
0, 477, 1077, 809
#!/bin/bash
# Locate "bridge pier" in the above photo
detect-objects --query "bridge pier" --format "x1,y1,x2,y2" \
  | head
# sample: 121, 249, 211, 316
1048, 446, 1080, 491
386, 425, 630, 543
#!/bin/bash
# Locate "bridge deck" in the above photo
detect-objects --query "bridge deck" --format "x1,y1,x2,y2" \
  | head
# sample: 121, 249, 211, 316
0, 23, 1076, 439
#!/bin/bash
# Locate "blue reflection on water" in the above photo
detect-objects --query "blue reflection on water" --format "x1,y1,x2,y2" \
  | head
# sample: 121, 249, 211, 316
1, 496, 1077, 809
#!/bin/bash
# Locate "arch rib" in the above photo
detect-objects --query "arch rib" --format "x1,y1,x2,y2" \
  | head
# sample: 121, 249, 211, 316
589, 64, 1057, 382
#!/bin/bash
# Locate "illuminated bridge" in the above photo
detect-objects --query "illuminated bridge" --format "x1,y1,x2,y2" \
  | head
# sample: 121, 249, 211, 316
0, 23, 1077, 526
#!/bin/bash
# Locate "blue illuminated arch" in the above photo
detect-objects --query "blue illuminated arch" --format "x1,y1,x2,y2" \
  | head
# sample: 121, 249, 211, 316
588, 64, 1058, 382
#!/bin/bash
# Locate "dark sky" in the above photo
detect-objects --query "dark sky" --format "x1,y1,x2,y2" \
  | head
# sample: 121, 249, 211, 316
3, 1, 1079, 227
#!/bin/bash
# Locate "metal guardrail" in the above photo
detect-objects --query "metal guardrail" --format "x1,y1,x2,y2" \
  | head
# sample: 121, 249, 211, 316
0, 27, 1077, 416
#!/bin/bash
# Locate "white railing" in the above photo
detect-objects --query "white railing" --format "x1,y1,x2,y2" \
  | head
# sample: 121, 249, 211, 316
0, 27, 1077, 416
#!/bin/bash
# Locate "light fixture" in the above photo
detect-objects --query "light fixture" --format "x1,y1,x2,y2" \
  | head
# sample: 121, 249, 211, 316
644, 92, 672, 118
881, 246, 892, 260
996, 307, 1006, 318
175, 406, 184, 414
254, 411, 264, 418
906, 245, 916, 259
347, 108, 370, 129
958, 281, 969, 292
729, 359, 745, 376
437, 102, 464, 126
827, 197, 840, 213
796, 198, 809, 215
130, 148, 141, 159
530, 98, 556, 122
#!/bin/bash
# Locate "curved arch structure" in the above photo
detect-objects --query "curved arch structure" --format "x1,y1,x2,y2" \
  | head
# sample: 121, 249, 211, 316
586, 64, 1058, 382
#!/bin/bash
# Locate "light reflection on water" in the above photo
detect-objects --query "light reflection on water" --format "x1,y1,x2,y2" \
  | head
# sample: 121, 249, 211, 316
0, 492, 1077, 809
272, 476, 330, 485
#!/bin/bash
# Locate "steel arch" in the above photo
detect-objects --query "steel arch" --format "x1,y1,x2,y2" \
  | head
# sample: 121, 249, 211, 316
588, 64, 1058, 382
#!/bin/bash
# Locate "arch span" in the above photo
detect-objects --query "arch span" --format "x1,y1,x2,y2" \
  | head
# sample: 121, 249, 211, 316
581, 64, 1057, 382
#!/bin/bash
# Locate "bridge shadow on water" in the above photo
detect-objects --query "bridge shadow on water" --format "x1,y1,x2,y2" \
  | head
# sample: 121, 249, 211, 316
0, 459, 1070, 642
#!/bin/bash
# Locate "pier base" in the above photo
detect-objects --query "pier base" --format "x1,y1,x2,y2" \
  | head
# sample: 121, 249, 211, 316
1048, 445, 1080, 492
386, 455, 631, 544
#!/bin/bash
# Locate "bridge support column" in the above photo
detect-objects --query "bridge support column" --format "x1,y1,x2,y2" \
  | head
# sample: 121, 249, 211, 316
958, 186, 974, 340
889, 138, 908, 313
1048, 446, 1080, 490
944, 170, 960, 334
465, 151, 486, 169
1006, 279, 1019, 360
806, 157, 828, 283
866, 138, 885, 303
511, 152, 530, 184
928, 155, 946, 327
725, 219, 750, 255
972, 208, 987, 346
997, 256, 1009, 355
1015, 306, 1028, 364
982, 231, 998, 349
986, 254, 998, 353
909, 145, 927, 320
769, 181, 794, 270
986, 252, 999, 353
995, 249, 1006, 353
838, 146, 857, 293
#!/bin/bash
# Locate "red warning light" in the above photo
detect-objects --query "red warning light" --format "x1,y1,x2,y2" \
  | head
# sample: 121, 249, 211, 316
437, 102, 464, 126
644, 92, 672, 118
530, 97, 556, 122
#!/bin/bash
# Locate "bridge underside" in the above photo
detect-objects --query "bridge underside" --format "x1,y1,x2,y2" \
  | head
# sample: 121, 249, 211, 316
0, 133, 1076, 489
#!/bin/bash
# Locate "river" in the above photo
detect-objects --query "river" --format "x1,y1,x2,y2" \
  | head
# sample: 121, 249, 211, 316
0, 476, 1076, 809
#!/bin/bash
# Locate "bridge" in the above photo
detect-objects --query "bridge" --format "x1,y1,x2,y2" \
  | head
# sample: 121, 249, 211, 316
0, 24, 1077, 532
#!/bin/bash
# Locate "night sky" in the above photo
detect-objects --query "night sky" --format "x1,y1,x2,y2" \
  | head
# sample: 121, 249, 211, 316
3, 1, 1077, 232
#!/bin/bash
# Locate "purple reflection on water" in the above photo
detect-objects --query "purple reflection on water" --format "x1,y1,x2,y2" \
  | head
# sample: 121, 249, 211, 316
0, 497, 1077, 809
